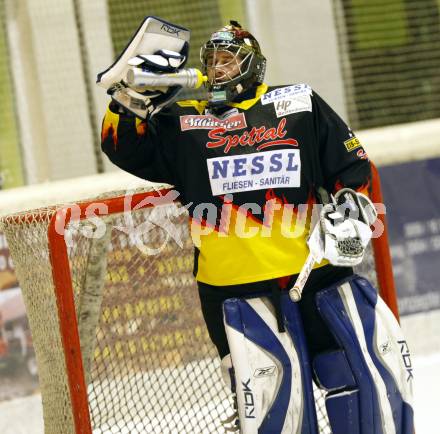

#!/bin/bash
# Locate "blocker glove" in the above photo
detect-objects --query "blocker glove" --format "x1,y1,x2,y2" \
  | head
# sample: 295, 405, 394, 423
308, 188, 378, 267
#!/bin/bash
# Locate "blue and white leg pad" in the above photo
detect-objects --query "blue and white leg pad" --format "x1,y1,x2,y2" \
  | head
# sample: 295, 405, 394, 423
314, 275, 414, 434
223, 293, 318, 434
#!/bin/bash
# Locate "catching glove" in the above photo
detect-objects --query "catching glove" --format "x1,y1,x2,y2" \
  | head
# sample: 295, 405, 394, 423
96, 16, 190, 119
108, 50, 186, 119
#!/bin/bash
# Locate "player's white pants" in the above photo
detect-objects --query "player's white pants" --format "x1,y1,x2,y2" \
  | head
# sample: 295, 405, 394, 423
223, 294, 318, 434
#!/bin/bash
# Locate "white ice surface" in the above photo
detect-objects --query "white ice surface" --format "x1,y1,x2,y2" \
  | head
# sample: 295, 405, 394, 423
0, 353, 438, 433
0, 394, 43, 434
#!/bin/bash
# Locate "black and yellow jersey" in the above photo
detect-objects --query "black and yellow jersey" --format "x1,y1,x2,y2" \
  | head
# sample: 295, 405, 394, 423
101, 83, 371, 286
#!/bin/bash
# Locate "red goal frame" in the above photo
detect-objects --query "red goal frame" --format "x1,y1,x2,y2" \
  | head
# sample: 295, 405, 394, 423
45, 165, 398, 434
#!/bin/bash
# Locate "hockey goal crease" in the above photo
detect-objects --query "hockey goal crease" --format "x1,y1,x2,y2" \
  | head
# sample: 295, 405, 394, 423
0, 164, 398, 434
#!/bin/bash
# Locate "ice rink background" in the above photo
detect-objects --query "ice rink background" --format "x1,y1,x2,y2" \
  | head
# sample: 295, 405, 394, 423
0, 310, 438, 433
0, 351, 437, 433
0, 0, 440, 432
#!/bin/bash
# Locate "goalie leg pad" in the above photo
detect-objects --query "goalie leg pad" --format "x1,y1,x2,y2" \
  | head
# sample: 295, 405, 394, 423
223, 293, 318, 434
313, 350, 362, 434
315, 275, 414, 434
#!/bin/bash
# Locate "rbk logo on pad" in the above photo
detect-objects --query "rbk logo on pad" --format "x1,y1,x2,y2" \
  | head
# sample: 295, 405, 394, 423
398, 340, 414, 382
254, 366, 277, 378
180, 113, 247, 131
241, 379, 256, 419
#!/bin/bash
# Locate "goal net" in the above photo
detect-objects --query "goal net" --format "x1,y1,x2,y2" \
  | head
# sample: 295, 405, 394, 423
0, 166, 396, 434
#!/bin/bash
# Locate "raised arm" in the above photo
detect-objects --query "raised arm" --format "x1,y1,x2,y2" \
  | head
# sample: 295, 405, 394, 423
101, 103, 176, 185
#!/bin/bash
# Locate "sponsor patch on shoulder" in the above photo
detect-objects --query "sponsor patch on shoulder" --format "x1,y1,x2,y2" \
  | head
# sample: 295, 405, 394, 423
260, 84, 312, 105
356, 148, 369, 160
344, 136, 362, 152
274, 95, 312, 118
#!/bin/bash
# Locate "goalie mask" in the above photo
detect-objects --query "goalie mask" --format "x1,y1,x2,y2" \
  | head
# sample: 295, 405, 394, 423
200, 21, 266, 104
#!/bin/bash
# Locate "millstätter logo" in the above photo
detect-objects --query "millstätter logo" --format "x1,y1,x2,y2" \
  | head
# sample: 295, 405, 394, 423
180, 113, 247, 131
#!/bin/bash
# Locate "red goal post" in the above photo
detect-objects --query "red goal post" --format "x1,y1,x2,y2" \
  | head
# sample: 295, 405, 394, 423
48, 189, 174, 434
0, 164, 398, 434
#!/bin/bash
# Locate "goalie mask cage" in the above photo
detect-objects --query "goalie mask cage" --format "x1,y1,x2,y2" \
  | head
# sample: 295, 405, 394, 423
0, 164, 397, 434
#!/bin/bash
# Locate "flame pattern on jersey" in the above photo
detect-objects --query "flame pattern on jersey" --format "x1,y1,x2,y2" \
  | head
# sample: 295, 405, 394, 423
101, 106, 119, 149
102, 106, 148, 150
101, 83, 372, 285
